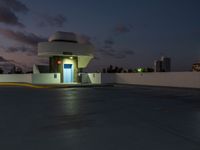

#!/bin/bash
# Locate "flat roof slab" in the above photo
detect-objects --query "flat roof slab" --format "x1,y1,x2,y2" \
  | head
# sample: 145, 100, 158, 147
0, 85, 200, 150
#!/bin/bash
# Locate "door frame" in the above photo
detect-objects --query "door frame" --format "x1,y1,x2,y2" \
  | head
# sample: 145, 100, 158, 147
63, 64, 74, 83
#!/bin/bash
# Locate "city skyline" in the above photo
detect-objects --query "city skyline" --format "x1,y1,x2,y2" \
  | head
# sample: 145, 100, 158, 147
0, 0, 200, 72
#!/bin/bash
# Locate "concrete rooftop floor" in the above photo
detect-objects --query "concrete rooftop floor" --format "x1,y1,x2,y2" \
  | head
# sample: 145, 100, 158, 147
0, 85, 200, 150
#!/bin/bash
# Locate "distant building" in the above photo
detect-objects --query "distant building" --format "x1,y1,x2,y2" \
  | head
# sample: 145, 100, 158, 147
154, 56, 171, 72
161, 56, 171, 72
154, 60, 162, 72
192, 63, 200, 72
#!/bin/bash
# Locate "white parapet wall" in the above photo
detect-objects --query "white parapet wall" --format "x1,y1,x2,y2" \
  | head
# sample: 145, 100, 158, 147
0, 74, 32, 83
32, 73, 61, 84
0, 72, 200, 88
101, 73, 116, 84
101, 72, 200, 88
81, 73, 101, 84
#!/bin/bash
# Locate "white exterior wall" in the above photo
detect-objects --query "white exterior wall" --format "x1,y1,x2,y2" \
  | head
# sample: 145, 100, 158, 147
101, 73, 116, 84
87, 73, 101, 84
38, 42, 94, 56
101, 72, 200, 88
0, 74, 32, 83
81, 73, 101, 84
33, 64, 40, 74
32, 73, 60, 84
0, 72, 199, 88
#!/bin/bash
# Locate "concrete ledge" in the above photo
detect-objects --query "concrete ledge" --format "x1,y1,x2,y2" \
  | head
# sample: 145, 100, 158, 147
0, 82, 113, 88
101, 72, 200, 89
113, 83, 200, 91
0, 83, 50, 88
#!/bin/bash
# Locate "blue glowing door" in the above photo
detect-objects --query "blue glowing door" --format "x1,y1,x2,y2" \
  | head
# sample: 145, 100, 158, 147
63, 64, 73, 83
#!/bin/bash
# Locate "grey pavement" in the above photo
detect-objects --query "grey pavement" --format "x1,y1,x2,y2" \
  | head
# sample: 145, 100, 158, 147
0, 85, 200, 150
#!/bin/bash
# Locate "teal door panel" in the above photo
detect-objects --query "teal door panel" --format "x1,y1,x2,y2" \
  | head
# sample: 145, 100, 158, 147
63, 64, 73, 83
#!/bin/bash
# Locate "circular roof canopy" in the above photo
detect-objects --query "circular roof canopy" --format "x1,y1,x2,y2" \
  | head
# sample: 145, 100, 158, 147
48, 31, 77, 43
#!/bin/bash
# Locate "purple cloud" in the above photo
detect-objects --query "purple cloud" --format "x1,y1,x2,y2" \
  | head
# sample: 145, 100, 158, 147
0, 6, 24, 27
6, 46, 37, 55
0, 55, 27, 73
0, 0, 29, 13
104, 38, 114, 48
0, 28, 47, 46
37, 14, 67, 28
77, 34, 92, 44
113, 24, 132, 34
99, 47, 134, 59
0, 0, 28, 27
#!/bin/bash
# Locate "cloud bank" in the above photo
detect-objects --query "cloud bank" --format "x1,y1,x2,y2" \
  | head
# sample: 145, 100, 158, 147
0, 55, 27, 73
0, 28, 47, 46
37, 14, 67, 28
0, 28, 47, 55
113, 24, 133, 34
0, 0, 29, 27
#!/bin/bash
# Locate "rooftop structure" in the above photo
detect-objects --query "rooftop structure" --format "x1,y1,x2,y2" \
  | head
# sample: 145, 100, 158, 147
37, 31, 94, 83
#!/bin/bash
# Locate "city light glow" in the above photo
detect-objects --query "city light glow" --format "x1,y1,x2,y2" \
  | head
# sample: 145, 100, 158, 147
137, 68, 144, 73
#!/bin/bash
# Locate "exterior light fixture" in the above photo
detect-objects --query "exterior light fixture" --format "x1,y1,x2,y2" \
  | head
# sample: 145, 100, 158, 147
69, 56, 73, 59
57, 60, 62, 65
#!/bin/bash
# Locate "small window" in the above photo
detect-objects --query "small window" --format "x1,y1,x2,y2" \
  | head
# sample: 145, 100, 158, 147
54, 74, 57, 78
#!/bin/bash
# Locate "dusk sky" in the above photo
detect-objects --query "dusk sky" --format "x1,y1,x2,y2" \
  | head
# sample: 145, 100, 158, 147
0, 0, 200, 72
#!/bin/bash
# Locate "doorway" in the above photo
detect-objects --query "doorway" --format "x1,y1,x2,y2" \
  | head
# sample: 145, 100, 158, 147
63, 64, 73, 83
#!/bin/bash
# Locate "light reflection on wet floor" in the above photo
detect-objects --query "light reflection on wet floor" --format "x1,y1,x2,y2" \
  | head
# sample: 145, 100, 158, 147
0, 85, 200, 150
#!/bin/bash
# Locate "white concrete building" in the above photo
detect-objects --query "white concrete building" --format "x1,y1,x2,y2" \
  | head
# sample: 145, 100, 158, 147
37, 31, 94, 83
